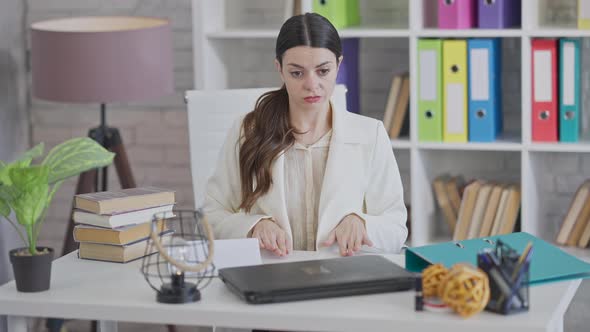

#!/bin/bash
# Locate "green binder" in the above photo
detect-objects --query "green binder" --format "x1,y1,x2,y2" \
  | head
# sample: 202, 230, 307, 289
313, 0, 360, 29
406, 232, 590, 285
417, 39, 443, 142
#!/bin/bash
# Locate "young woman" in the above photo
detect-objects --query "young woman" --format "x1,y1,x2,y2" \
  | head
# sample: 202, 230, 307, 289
204, 13, 407, 257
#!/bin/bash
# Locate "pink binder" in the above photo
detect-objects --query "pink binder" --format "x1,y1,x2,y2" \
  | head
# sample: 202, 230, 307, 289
438, 0, 477, 29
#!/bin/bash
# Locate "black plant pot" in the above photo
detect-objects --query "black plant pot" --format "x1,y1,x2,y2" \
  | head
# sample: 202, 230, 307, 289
9, 247, 54, 292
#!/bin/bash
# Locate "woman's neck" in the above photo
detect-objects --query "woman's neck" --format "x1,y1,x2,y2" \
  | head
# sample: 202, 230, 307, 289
289, 102, 332, 144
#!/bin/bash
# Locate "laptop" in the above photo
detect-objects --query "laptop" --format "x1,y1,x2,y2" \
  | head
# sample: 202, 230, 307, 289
218, 254, 415, 304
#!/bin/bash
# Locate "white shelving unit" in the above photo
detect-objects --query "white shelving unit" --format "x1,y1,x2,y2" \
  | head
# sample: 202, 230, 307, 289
192, 0, 590, 260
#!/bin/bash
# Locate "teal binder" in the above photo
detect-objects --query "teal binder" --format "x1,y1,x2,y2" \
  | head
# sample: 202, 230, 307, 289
559, 38, 581, 142
406, 232, 590, 285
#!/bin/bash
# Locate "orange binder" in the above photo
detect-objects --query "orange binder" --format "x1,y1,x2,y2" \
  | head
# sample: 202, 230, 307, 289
531, 39, 558, 142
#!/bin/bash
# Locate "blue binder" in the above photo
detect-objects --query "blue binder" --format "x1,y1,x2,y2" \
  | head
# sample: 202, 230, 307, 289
559, 38, 581, 142
467, 38, 502, 142
405, 232, 590, 285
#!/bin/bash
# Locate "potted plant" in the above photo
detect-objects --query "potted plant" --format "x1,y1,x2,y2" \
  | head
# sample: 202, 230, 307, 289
0, 137, 114, 292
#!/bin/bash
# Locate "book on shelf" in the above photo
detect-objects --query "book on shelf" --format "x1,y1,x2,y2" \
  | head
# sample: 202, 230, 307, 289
73, 219, 169, 246
577, 216, 590, 248
445, 176, 464, 215
78, 231, 173, 263
388, 74, 410, 139
466, 182, 493, 239
453, 180, 483, 241
566, 196, 590, 247
432, 175, 457, 233
478, 184, 505, 237
383, 72, 405, 135
72, 204, 175, 229
494, 184, 521, 235
74, 187, 175, 215
556, 180, 590, 245
489, 184, 510, 235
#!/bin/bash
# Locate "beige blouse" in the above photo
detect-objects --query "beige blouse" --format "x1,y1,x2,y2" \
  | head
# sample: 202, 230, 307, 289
283, 129, 332, 251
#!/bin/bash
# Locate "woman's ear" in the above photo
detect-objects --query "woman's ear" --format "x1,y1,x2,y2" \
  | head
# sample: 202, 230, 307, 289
337, 55, 344, 68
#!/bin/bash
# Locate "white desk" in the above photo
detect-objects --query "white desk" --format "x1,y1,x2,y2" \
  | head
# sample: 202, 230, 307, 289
0, 250, 581, 332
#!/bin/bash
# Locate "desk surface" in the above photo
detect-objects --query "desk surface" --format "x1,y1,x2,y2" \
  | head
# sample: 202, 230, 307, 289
0, 249, 581, 332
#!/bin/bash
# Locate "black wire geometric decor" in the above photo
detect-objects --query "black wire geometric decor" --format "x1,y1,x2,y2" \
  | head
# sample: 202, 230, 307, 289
140, 209, 215, 303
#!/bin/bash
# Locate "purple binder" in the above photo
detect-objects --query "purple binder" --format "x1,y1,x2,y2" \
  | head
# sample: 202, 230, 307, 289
336, 38, 360, 114
478, 0, 521, 29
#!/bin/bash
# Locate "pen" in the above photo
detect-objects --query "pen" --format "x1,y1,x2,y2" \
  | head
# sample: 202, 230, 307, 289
488, 264, 523, 311
497, 243, 533, 311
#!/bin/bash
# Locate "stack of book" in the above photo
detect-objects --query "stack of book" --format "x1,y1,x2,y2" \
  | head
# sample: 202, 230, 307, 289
433, 175, 521, 241
73, 187, 176, 263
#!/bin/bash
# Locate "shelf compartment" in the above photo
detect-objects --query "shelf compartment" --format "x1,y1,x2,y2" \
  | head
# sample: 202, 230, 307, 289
412, 150, 521, 245
524, 151, 590, 249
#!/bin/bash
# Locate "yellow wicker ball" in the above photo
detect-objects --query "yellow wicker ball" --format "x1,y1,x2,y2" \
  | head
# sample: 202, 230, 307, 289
438, 264, 490, 318
422, 263, 449, 297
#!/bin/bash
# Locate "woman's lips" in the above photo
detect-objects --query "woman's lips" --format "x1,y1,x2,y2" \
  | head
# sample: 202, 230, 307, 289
304, 96, 321, 103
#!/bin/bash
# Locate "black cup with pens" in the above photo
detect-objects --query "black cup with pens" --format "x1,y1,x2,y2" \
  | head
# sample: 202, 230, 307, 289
477, 239, 533, 315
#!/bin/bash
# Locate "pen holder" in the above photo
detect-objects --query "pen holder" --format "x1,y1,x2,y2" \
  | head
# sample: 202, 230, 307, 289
477, 240, 530, 315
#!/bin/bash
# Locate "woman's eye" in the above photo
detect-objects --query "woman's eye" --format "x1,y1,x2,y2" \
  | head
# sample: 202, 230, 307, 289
290, 71, 303, 78
318, 68, 330, 76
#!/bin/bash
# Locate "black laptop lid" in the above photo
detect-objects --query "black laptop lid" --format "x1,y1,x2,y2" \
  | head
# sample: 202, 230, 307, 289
218, 254, 414, 295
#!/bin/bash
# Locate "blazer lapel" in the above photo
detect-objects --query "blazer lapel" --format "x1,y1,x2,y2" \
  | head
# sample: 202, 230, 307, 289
256, 153, 292, 240
316, 104, 366, 247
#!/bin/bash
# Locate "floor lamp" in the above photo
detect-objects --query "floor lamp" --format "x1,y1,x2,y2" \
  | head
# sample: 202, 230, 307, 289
30, 16, 174, 256
30, 16, 175, 332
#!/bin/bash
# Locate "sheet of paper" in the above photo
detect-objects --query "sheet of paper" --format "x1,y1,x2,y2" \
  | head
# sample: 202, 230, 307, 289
168, 238, 262, 277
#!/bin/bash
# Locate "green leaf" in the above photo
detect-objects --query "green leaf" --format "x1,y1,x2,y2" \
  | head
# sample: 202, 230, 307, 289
0, 196, 9, 217
0, 164, 7, 186
0, 159, 35, 186
42, 137, 114, 184
46, 180, 62, 212
17, 143, 44, 164
9, 166, 50, 230
0, 184, 21, 203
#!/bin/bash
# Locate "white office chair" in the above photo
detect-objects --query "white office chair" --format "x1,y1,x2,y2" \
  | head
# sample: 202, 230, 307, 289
186, 85, 347, 209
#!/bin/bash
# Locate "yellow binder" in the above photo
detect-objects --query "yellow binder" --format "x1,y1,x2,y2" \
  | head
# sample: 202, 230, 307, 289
442, 39, 468, 143
579, 0, 590, 29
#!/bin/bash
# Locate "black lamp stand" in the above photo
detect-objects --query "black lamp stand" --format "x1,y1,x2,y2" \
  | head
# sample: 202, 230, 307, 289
61, 103, 137, 257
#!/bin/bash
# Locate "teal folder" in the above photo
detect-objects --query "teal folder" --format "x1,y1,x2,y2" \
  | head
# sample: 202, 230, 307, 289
406, 232, 590, 285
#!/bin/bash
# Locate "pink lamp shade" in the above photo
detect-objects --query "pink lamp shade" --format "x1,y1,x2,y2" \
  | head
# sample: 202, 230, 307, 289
31, 16, 174, 103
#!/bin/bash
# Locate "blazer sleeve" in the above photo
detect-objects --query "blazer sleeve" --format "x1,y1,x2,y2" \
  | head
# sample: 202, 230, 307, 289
203, 117, 272, 239
355, 121, 408, 253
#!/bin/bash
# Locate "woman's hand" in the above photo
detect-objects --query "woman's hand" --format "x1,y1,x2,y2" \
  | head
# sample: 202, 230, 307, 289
323, 214, 373, 256
250, 218, 292, 256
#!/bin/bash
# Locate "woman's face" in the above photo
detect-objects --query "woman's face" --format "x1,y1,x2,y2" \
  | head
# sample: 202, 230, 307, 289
276, 46, 341, 111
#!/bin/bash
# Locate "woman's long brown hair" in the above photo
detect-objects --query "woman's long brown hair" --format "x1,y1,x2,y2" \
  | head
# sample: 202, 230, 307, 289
238, 13, 342, 212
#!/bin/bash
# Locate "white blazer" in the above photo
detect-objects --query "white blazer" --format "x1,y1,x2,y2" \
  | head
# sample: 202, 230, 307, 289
204, 103, 408, 253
